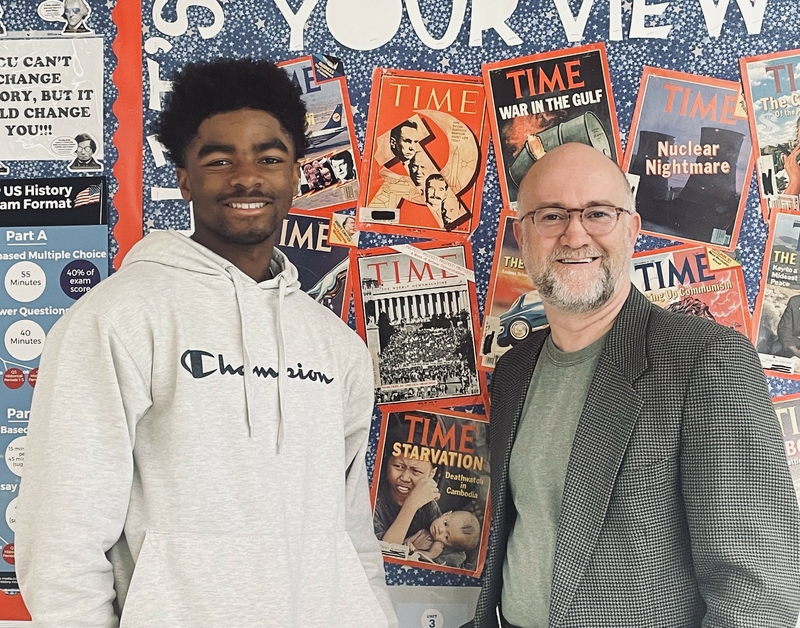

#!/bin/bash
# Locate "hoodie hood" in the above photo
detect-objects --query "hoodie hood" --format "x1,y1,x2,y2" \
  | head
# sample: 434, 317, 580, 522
122, 229, 300, 449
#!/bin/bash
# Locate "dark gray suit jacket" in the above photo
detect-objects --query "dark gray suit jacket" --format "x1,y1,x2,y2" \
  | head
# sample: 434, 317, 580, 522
465, 287, 800, 628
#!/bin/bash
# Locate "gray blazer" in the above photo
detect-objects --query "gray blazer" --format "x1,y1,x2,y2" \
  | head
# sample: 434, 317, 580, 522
465, 287, 800, 628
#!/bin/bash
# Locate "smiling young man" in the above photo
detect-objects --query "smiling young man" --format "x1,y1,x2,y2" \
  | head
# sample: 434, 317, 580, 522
464, 142, 800, 628
16, 59, 397, 628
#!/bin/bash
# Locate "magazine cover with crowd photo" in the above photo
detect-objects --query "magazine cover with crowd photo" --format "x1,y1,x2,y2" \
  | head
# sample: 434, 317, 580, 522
371, 407, 490, 577
751, 208, 800, 377
276, 211, 351, 320
356, 68, 489, 237
741, 49, 800, 220
771, 393, 800, 512
352, 242, 484, 407
279, 54, 361, 215
479, 210, 547, 372
623, 67, 753, 250
482, 42, 621, 211
630, 245, 751, 337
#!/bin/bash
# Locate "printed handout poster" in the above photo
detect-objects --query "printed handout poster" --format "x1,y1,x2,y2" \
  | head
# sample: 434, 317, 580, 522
624, 67, 753, 249
371, 407, 490, 577
630, 245, 751, 337
0, 37, 104, 171
771, 394, 800, 512
482, 43, 621, 211
276, 211, 350, 320
357, 68, 489, 238
281, 54, 361, 215
752, 208, 800, 377
479, 211, 546, 372
0, 181, 108, 602
352, 242, 483, 407
741, 49, 800, 219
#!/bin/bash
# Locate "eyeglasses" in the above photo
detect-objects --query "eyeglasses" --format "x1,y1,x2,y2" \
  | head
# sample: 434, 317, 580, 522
76, 145, 93, 153
520, 206, 633, 237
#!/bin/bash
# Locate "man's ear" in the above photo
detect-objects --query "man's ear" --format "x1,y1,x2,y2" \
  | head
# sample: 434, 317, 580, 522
292, 161, 301, 192
429, 466, 438, 479
626, 211, 641, 249
512, 215, 526, 251
176, 168, 192, 202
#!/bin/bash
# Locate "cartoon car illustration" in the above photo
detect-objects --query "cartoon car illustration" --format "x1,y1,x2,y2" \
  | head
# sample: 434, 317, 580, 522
496, 290, 548, 347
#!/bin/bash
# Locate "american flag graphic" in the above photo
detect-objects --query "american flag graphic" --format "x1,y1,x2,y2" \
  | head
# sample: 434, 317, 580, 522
74, 184, 102, 208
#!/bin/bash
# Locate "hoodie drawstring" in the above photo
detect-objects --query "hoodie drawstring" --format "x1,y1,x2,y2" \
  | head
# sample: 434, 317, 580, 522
275, 274, 288, 453
228, 268, 256, 438
228, 263, 289, 453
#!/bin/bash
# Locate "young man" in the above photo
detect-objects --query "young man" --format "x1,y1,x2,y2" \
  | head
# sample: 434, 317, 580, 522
16, 59, 397, 628
465, 143, 800, 628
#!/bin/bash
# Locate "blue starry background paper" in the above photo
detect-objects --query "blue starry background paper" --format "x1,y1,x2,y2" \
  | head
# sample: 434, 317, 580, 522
136, 0, 800, 588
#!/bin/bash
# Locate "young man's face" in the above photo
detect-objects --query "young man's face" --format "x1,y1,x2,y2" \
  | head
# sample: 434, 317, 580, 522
176, 108, 299, 252
386, 455, 435, 506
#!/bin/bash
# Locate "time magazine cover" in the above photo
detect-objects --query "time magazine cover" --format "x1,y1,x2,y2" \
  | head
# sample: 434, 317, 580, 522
357, 68, 489, 237
751, 208, 800, 377
279, 54, 361, 215
351, 242, 484, 407
482, 42, 621, 211
276, 211, 351, 320
479, 211, 547, 372
371, 406, 490, 577
623, 67, 753, 250
771, 393, 800, 510
741, 48, 800, 220
630, 244, 751, 337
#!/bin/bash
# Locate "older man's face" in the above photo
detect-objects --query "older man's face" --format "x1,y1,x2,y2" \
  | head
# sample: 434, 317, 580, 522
513, 143, 639, 314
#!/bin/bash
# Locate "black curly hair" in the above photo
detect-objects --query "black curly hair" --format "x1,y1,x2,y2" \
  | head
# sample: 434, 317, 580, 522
155, 58, 309, 168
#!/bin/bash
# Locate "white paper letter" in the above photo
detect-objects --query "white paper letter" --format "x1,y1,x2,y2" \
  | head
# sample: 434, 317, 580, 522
273, 0, 320, 50
469, 0, 522, 46
152, 0, 225, 39
326, 0, 402, 50
735, 0, 767, 34
629, 0, 672, 38
146, 58, 172, 111
697, 0, 731, 37
406, 0, 467, 49
609, 0, 623, 39
552, 0, 596, 42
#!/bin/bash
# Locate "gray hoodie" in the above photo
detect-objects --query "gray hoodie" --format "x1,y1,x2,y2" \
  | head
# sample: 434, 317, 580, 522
16, 230, 397, 627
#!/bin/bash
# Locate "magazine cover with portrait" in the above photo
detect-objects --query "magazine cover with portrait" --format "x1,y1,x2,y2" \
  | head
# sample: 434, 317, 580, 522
623, 67, 753, 249
276, 211, 351, 320
351, 241, 484, 407
357, 68, 489, 238
771, 393, 800, 511
371, 407, 490, 577
630, 244, 751, 337
752, 208, 800, 377
479, 210, 547, 372
279, 54, 361, 215
482, 42, 621, 211
741, 48, 800, 220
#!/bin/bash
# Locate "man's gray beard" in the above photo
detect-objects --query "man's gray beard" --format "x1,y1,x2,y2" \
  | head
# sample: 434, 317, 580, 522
529, 256, 617, 314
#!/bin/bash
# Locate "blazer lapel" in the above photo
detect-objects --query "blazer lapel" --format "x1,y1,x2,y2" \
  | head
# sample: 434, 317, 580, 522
548, 288, 651, 628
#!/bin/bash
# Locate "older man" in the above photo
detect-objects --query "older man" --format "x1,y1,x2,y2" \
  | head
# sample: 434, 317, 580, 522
465, 142, 800, 628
